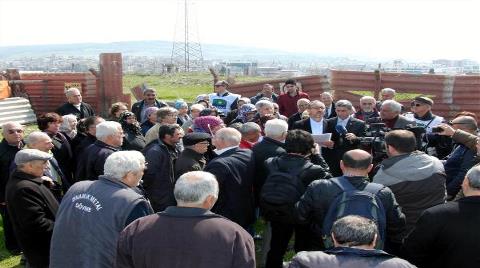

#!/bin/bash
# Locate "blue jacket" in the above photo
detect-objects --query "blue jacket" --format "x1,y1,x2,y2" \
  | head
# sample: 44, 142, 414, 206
444, 143, 477, 197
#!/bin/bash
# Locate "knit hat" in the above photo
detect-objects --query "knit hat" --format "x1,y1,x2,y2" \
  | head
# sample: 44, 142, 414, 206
144, 107, 159, 118
193, 116, 224, 133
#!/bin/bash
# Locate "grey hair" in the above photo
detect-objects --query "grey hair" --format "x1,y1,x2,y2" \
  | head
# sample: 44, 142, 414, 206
1, 122, 23, 135
60, 114, 77, 132
265, 119, 288, 138
381, 100, 402, 113
26, 131, 50, 146
239, 97, 251, 104
104, 151, 145, 179
95, 121, 122, 141
332, 215, 378, 247
174, 171, 219, 205
321, 92, 333, 99
65, 87, 80, 97
453, 116, 478, 131
297, 98, 310, 106
308, 100, 325, 109
381, 88, 396, 95
157, 107, 178, 122
190, 104, 205, 112
335, 100, 354, 111
215, 127, 241, 146
255, 100, 274, 111
360, 96, 376, 103
239, 122, 261, 135
466, 166, 480, 190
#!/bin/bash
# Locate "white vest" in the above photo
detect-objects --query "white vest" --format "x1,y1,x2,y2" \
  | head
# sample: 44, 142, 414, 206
405, 113, 444, 134
208, 92, 240, 114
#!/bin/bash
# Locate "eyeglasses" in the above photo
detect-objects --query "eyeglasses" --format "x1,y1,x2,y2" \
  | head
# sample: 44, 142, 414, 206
411, 103, 423, 107
361, 103, 374, 106
7, 129, 24, 134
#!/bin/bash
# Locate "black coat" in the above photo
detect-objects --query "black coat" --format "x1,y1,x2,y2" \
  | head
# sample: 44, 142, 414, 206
6, 170, 59, 267
131, 99, 167, 123
142, 139, 180, 212
204, 148, 256, 229
0, 139, 23, 203
322, 117, 366, 177
288, 112, 302, 130
55, 102, 95, 119
404, 196, 480, 268
122, 129, 146, 151
48, 132, 75, 185
76, 140, 119, 181
174, 148, 206, 179
296, 176, 406, 251
73, 133, 97, 155
252, 137, 286, 204
292, 118, 328, 134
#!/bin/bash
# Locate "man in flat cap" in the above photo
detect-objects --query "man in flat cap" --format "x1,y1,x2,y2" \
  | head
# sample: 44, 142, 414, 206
405, 96, 444, 134
131, 87, 168, 123
175, 132, 211, 178
6, 149, 59, 268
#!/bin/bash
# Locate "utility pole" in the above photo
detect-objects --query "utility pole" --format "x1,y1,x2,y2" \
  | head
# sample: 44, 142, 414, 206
171, 0, 204, 72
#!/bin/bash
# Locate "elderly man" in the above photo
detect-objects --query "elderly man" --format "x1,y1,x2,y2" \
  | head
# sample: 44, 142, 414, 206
55, 87, 95, 119
292, 100, 327, 135
289, 216, 415, 268
321, 92, 336, 119
404, 165, 480, 268
324, 100, 366, 176
143, 124, 184, 212
373, 130, 446, 237
251, 84, 278, 104
0, 122, 24, 254
405, 96, 444, 133
144, 106, 179, 145
287, 98, 310, 129
6, 149, 59, 268
239, 122, 262, 149
76, 121, 124, 181
131, 87, 167, 123
204, 128, 256, 229
116, 171, 255, 268
50, 151, 153, 268
26, 131, 71, 198
208, 80, 241, 115
182, 103, 205, 132
379, 100, 415, 129
175, 132, 211, 178
277, 79, 309, 118
354, 96, 379, 122
442, 116, 478, 200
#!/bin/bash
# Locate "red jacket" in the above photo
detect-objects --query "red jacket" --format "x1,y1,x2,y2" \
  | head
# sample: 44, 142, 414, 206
277, 92, 309, 118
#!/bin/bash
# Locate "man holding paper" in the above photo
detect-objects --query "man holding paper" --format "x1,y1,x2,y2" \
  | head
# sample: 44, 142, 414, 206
323, 100, 366, 176
292, 100, 332, 146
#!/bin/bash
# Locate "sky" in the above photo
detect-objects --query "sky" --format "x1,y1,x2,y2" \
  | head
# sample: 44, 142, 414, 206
0, 0, 479, 61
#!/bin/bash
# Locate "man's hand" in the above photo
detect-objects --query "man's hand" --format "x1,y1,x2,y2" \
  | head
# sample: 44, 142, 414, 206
436, 123, 455, 137
312, 143, 321, 155
320, 140, 334, 149
476, 138, 480, 157
345, 133, 357, 141
41, 176, 54, 187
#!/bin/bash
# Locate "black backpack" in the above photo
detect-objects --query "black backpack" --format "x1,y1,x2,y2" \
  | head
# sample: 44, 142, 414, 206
260, 157, 313, 223
322, 177, 387, 249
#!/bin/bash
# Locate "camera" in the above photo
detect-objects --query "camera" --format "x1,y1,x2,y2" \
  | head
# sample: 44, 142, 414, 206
431, 126, 443, 133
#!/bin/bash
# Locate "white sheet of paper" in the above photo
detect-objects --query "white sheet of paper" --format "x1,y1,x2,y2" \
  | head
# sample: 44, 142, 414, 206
312, 133, 332, 144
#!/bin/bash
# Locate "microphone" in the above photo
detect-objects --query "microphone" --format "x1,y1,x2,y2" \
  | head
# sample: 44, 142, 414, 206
335, 124, 348, 136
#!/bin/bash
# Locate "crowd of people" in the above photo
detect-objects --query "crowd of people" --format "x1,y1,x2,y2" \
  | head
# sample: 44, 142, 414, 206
0, 80, 479, 268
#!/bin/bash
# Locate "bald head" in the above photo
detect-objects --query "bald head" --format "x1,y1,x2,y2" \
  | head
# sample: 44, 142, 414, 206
341, 150, 373, 175
451, 116, 478, 133
1, 122, 24, 145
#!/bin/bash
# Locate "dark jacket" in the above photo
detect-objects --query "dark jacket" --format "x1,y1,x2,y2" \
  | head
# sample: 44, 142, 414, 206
140, 120, 155, 136
289, 247, 416, 268
116, 207, 255, 268
296, 176, 406, 251
76, 140, 119, 181
50, 175, 153, 268
354, 109, 380, 122
122, 129, 146, 151
131, 99, 167, 123
324, 103, 337, 119
6, 169, 59, 267
292, 118, 328, 134
204, 148, 256, 229
373, 152, 446, 237
175, 148, 206, 178
444, 143, 477, 197
288, 112, 303, 130
55, 102, 95, 119
74, 133, 97, 155
403, 196, 480, 268
250, 92, 279, 104
0, 139, 23, 203
252, 137, 287, 203
142, 139, 180, 212
323, 117, 366, 176
48, 132, 75, 185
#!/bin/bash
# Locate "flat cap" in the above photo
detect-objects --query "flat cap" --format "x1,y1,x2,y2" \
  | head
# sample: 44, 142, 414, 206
15, 149, 52, 165
414, 96, 434, 106
183, 132, 211, 146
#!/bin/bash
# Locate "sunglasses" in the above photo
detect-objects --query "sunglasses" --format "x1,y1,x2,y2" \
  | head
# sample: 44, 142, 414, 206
8, 129, 24, 134
411, 103, 423, 107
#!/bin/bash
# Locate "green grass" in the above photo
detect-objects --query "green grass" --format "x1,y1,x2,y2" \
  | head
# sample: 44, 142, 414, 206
0, 216, 22, 267
348, 90, 435, 101
123, 72, 270, 102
